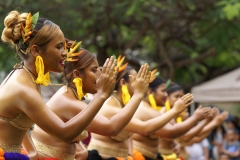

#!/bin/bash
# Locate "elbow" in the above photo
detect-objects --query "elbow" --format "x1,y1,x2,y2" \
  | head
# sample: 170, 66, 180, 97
164, 132, 180, 139
100, 126, 121, 137
141, 127, 155, 136
179, 136, 190, 142
105, 130, 119, 137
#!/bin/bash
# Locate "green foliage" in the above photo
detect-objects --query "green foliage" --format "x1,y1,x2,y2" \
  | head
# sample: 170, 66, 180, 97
0, 0, 240, 91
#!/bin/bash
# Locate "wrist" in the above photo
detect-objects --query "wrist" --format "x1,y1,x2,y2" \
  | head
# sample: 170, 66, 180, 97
191, 114, 199, 122
171, 108, 180, 115
95, 92, 109, 100
132, 92, 145, 99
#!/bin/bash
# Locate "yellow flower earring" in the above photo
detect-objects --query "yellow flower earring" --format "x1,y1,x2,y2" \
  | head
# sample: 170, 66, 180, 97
35, 56, 51, 86
148, 94, 162, 111
73, 77, 84, 100
122, 84, 131, 105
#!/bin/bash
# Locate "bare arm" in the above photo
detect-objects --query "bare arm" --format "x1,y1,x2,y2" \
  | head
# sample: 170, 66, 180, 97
154, 106, 210, 139
21, 57, 117, 142
180, 119, 209, 142
203, 147, 209, 160
77, 64, 151, 136
22, 131, 38, 160
187, 111, 228, 145
124, 93, 194, 136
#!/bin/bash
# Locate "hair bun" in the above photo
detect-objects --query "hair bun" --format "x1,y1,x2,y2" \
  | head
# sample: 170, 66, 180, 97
1, 10, 28, 45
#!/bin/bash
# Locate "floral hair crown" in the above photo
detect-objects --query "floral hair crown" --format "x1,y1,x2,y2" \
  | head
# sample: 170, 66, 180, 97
116, 55, 128, 72
64, 41, 83, 62
19, 12, 39, 50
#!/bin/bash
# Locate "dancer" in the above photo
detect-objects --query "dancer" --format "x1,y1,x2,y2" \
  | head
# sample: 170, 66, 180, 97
0, 10, 117, 159
131, 78, 210, 160
30, 51, 151, 159
87, 74, 194, 159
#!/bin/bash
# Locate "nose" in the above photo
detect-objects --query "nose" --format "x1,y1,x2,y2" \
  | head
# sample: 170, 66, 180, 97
62, 49, 67, 58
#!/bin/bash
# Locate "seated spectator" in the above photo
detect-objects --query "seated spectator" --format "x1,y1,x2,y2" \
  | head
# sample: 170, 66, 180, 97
222, 129, 240, 160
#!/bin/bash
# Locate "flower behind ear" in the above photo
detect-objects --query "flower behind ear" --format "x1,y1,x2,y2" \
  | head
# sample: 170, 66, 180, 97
116, 55, 128, 72
65, 41, 83, 62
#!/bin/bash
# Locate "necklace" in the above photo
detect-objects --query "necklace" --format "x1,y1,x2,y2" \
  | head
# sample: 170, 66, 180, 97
23, 66, 38, 88
68, 85, 79, 100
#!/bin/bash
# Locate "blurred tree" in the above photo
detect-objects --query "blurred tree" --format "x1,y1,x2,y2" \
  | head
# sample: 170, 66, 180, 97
0, 0, 240, 91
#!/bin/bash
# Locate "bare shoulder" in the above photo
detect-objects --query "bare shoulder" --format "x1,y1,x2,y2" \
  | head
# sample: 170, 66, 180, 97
134, 101, 160, 121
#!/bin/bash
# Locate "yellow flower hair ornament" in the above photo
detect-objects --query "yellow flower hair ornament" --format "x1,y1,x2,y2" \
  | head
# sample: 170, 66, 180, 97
19, 12, 39, 53
149, 69, 159, 83
116, 55, 128, 72
65, 41, 83, 62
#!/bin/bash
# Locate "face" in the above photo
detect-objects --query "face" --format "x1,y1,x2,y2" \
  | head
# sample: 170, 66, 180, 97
226, 130, 235, 141
81, 59, 99, 94
125, 69, 137, 96
152, 84, 168, 106
41, 29, 66, 73
168, 90, 184, 108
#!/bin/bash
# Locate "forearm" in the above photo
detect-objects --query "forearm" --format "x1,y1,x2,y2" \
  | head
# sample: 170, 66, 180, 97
22, 131, 38, 159
143, 109, 180, 135
180, 119, 208, 142
197, 119, 217, 136
203, 147, 209, 160
109, 94, 143, 134
155, 116, 199, 138
63, 93, 107, 141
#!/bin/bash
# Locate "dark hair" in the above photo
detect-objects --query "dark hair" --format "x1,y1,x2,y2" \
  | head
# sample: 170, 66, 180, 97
149, 77, 165, 92
64, 48, 96, 84
1, 11, 60, 60
114, 65, 133, 90
167, 83, 183, 95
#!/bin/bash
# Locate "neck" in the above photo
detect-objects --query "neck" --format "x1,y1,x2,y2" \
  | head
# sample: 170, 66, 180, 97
24, 60, 38, 78
143, 96, 150, 105
113, 90, 124, 106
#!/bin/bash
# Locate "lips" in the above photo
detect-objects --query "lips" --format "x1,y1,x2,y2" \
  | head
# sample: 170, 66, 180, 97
60, 59, 65, 66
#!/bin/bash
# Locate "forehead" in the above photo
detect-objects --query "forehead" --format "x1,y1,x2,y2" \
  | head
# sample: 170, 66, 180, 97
86, 59, 98, 68
129, 69, 137, 77
156, 83, 166, 90
51, 29, 65, 43
170, 90, 184, 95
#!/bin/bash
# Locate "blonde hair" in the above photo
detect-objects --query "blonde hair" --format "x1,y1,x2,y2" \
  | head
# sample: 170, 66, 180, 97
1, 10, 60, 60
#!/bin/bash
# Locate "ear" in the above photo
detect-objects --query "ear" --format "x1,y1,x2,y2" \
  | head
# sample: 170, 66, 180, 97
119, 78, 126, 87
73, 69, 84, 79
147, 88, 153, 95
30, 45, 41, 57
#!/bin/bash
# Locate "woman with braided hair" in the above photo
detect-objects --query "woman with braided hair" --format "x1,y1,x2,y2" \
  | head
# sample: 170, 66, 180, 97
0, 10, 117, 159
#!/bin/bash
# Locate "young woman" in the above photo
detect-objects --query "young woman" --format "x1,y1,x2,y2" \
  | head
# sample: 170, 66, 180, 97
30, 48, 151, 159
131, 79, 210, 160
157, 83, 211, 160
0, 10, 117, 159
87, 75, 194, 159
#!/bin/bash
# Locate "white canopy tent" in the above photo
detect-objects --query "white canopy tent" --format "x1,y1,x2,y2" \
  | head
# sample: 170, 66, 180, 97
190, 67, 240, 116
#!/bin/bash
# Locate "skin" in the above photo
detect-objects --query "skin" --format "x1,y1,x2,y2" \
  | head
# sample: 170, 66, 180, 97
0, 27, 118, 155
89, 79, 194, 159
158, 89, 210, 157
30, 63, 151, 159
131, 85, 209, 158
222, 130, 240, 158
